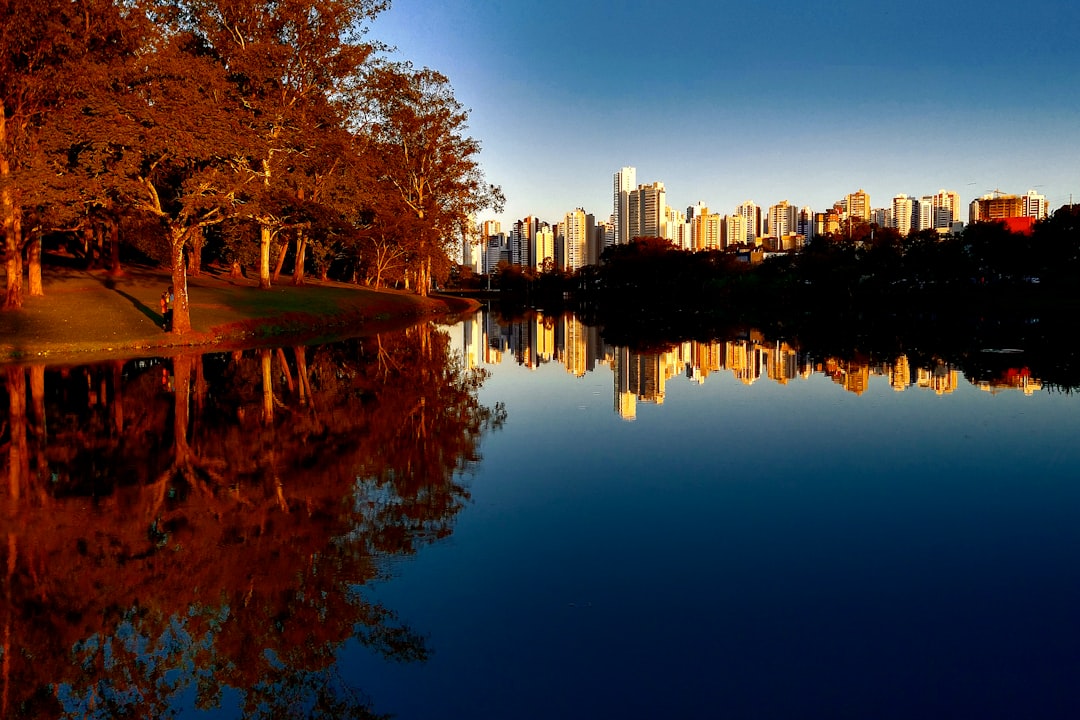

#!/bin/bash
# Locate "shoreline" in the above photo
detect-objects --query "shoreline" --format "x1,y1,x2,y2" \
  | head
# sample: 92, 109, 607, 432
0, 265, 480, 366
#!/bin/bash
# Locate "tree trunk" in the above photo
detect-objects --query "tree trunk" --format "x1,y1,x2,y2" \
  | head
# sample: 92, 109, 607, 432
169, 228, 191, 334
292, 230, 307, 286
172, 354, 194, 465
1, 103, 21, 310
106, 218, 121, 275
187, 226, 203, 277
271, 236, 289, 282
26, 233, 43, 297
259, 223, 272, 289
260, 348, 274, 425
6, 367, 27, 504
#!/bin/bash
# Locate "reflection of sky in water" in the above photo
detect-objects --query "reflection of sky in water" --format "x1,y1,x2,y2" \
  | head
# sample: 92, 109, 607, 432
346, 343, 1080, 719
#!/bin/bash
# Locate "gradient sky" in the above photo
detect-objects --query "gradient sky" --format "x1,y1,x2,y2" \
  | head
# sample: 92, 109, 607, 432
370, 0, 1080, 225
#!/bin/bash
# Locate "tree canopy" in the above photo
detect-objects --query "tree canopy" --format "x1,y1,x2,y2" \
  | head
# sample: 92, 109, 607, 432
0, 0, 502, 327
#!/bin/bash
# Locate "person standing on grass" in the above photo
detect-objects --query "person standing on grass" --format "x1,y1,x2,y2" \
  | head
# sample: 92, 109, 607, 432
161, 285, 174, 331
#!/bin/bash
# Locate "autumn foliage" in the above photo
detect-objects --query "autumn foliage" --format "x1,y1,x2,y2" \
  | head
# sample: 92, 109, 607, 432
0, 0, 502, 326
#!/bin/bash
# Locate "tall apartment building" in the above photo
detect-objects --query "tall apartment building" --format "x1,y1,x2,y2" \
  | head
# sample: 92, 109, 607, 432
510, 216, 538, 267
612, 166, 636, 246
930, 189, 961, 228
892, 194, 914, 236
629, 181, 666, 240
798, 206, 813, 240
845, 189, 872, 221
723, 214, 748, 249
735, 201, 761, 245
660, 206, 683, 247
693, 212, 724, 250
1023, 189, 1048, 219
535, 223, 555, 270
767, 200, 798, 239
813, 208, 840, 236
915, 197, 935, 232
561, 208, 594, 271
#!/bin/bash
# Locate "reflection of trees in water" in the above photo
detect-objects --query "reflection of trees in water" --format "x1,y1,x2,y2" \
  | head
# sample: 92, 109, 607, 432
0, 322, 503, 718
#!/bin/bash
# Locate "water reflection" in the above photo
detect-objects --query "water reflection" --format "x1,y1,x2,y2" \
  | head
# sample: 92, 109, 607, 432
0, 323, 504, 718
471, 311, 1050, 422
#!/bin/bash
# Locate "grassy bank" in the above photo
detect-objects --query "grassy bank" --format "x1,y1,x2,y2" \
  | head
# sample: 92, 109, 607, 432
0, 265, 478, 364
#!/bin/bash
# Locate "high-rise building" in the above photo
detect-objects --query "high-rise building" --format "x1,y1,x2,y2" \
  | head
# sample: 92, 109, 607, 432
686, 201, 709, 222
798, 206, 813, 240
871, 207, 890, 228
694, 213, 723, 250
969, 191, 1024, 222
892, 194, 914, 236
845, 189, 872, 221
735, 201, 761, 245
612, 167, 636, 246
767, 200, 798, 239
813, 208, 840, 236
535, 223, 555, 270
930, 189, 961, 228
510, 216, 538, 267
561, 208, 593, 271
723, 214, 748, 248
915, 197, 935, 232
1023, 189, 1048, 220
629, 181, 666, 240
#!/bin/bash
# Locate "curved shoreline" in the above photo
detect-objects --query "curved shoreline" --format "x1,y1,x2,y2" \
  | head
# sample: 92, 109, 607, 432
0, 266, 480, 365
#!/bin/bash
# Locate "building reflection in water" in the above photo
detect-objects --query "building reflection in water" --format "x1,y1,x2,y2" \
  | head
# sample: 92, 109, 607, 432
463, 310, 1043, 421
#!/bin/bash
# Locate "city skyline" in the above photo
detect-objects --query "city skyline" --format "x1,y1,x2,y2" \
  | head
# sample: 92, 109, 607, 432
372, 0, 1080, 225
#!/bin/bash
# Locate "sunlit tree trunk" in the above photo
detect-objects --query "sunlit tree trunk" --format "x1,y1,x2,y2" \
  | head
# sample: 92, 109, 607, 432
6, 367, 27, 504
271, 238, 289, 282
261, 348, 274, 425
1, 104, 21, 310
293, 346, 310, 407
259, 224, 272, 289
276, 348, 295, 395
169, 228, 192, 334
292, 229, 307, 286
187, 226, 204, 277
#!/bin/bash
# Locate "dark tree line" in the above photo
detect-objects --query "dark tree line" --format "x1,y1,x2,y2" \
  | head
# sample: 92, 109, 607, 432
0, 0, 503, 330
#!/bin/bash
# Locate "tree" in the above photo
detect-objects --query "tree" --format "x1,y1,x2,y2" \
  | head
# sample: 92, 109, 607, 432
178, 0, 386, 290
1, 0, 127, 307
358, 61, 504, 297
66, 25, 253, 334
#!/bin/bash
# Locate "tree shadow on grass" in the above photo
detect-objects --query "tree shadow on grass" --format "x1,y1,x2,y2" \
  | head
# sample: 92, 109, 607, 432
97, 275, 166, 328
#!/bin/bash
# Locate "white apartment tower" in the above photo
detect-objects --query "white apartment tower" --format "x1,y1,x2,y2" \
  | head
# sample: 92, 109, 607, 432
767, 200, 798, 238
916, 197, 935, 232
562, 208, 593, 271
892, 194, 914, 236
1023, 189, 1049, 220
735, 201, 760, 245
612, 167, 636, 246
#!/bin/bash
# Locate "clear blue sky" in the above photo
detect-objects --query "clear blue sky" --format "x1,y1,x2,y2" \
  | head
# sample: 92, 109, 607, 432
369, 0, 1080, 225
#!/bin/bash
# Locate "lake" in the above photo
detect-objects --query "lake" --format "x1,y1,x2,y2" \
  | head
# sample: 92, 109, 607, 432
2, 310, 1078, 719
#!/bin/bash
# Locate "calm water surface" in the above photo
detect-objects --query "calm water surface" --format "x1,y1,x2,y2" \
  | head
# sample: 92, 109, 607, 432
2, 311, 1079, 718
